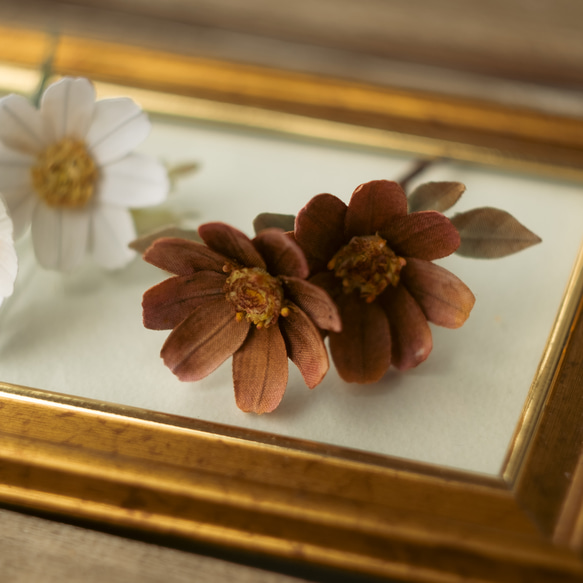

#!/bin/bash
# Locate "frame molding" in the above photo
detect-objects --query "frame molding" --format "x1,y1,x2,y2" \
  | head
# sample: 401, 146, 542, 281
1, 25, 583, 582
2, 25, 583, 181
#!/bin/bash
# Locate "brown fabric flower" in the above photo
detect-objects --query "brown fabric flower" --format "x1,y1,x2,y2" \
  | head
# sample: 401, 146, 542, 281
293, 180, 475, 384
142, 222, 341, 413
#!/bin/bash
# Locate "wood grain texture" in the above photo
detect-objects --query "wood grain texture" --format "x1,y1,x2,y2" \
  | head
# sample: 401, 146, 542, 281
0, 508, 310, 583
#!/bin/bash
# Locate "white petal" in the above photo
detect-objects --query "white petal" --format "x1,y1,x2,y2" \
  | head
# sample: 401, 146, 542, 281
0, 197, 18, 300
0, 143, 36, 238
0, 142, 35, 189
90, 204, 136, 269
86, 98, 150, 165
31, 203, 90, 271
1, 189, 36, 239
97, 153, 169, 208
0, 94, 48, 154
40, 77, 96, 143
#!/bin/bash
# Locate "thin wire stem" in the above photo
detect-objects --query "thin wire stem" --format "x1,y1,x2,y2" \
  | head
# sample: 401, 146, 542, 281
397, 157, 442, 193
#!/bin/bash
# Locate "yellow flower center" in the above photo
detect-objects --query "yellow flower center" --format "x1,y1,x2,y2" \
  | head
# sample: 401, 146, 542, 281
328, 234, 406, 302
224, 266, 287, 328
31, 138, 98, 208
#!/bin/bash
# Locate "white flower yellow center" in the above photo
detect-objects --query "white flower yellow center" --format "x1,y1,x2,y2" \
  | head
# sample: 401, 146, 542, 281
31, 138, 98, 208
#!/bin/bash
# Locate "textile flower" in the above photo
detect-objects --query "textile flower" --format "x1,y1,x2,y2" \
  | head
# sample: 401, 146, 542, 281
0, 77, 169, 270
293, 180, 476, 383
142, 223, 341, 413
0, 196, 17, 307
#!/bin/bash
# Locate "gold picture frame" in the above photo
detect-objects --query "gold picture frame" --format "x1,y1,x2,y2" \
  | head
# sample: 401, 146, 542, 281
1, 25, 583, 582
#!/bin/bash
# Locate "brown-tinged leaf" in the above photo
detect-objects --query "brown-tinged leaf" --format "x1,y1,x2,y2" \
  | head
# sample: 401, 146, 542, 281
130, 226, 202, 254
233, 324, 289, 413
253, 228, 309, 278
167, 161, 199, 181
401, 258, 475, 329
329, 293, 392, 383
253, 212, 296, 234
451, 207, 542, 258
281, 276, 342, 332
380, 284, 433, 371
161, 297, 250, 382
164, 160, 199, 192
279, 303, 329, 389
407, 182, 466, 213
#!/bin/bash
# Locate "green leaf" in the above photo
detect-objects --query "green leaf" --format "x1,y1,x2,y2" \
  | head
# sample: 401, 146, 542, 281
407, 182, 465, 213
451, 207, 542, 258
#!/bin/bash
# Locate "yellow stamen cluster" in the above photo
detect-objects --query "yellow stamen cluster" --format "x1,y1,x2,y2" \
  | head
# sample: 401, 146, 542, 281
31, 138, 98, 208
328, 234, 406, 302
224, 266, 287, 328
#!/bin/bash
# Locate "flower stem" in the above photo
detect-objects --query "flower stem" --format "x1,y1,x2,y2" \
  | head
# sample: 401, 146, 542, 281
31, 34, 59, 107
398, 157, 442, 193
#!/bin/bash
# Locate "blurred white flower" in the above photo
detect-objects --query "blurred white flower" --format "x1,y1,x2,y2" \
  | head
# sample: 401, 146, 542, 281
0, 196, 17, 306
0, 77, 169, 271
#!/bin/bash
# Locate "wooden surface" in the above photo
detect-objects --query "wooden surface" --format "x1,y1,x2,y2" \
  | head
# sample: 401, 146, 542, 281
0, 508, 313, 583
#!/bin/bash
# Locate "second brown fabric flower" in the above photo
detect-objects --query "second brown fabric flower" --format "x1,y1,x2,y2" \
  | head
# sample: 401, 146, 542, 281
293, 180, 476, 384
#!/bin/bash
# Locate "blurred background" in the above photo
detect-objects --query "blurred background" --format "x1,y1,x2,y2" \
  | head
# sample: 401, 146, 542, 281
1, 0, 583, 115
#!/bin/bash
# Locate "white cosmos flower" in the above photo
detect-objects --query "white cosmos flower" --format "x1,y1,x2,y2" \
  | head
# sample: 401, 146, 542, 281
0, 196, 17, 306
0, 77, 169, 271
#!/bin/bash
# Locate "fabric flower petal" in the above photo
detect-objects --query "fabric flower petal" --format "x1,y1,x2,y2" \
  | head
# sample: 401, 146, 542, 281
281, 275, 341, 332
86, 98, 151, 165
401, 257, 475, 328
380, 211, 461, 260
143, 271, 227, 330
308, 271, 342, 300
3, 191, 36, 239
0, 93, 48, 154
161, 297, 250, 381
199, 222, 266, 269
279, 303, 329, 389
252, 228, 308, 278
89, 204, 137, 269
0, 144, 37, 238
0, 197, 17, 303
144, 238, 227, 276
345, 180, 408, 238
40, 77, 96, 143
233, 324, 288, 413
380, 284, 433, 370
31, 204, 90, 271
97, 153, 169, 208
0, 143, 35, 190
329, 292, 392, 383
294, 193, 347, 273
